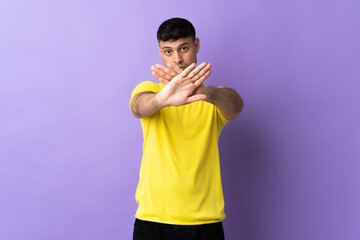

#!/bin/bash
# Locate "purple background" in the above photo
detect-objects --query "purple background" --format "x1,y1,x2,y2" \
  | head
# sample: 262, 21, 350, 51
1, 0, 359, 239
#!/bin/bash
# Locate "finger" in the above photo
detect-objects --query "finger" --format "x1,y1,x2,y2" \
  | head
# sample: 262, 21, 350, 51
152, 71, 169, 85
151, 65, 173, 81
191, 63, 212, 81
186, 62, 208, 79
194, 70, 211, 87
166, 63, 183, 75
173, 66, 183, 74
156, 64, 179, 78
152, 65, 174, 80
166, 62, 176, 69
180, 63, 196, 77
192, 63, 212, 81
186, 94, 207, 104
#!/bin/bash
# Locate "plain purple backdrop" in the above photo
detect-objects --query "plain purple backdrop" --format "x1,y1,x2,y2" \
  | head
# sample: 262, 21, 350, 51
1, 0, 359, 239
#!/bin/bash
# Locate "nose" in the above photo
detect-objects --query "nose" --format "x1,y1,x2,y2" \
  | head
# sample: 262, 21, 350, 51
172, 51, 183, 64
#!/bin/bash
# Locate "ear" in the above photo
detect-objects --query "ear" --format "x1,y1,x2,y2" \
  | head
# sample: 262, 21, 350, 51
195, 37, 200, 54
158, 45, 161, 55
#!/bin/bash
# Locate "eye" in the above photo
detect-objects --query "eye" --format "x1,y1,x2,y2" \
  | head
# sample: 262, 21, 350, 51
181, 47, 188, 51
164, 50, 172, 54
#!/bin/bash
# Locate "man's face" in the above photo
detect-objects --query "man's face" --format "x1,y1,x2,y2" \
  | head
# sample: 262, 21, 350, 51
158, 37, 200, 70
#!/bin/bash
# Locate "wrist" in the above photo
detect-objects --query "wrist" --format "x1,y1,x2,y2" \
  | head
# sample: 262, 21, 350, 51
153, 92, 168, 109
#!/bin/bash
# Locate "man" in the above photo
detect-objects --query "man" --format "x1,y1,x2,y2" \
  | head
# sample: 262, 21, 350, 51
130, 18, 243, 240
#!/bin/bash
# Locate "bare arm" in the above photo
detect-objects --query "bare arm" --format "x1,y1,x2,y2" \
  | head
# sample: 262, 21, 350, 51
152, 64, 244, 120
130, 63, 212, 119
202, 85, 244, 120
130, 92, 164, 119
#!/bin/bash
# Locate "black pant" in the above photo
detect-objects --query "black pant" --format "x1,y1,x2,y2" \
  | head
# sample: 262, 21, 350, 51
133, 218, 225, 240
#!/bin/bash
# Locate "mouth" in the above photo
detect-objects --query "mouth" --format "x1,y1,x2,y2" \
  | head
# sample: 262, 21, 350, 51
178, 65, 186, 70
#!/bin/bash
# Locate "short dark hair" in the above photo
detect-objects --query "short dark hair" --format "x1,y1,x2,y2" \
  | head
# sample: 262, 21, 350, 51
157, 18, 196, 42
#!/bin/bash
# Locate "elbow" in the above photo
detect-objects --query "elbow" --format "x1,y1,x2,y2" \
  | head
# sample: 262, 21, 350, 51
130, 99, 143, 119
131, 105, 147, 119
131, 109, 143, 119
130, 107, 141, 119
237, 96, 244, 114
224, 96, 244, 120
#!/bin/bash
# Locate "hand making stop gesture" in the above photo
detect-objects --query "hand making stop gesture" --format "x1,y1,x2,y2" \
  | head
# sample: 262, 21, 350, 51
151, 62, 212, 107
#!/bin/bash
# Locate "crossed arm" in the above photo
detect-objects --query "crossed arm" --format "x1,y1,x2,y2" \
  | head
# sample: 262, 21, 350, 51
130, 62, 244, 120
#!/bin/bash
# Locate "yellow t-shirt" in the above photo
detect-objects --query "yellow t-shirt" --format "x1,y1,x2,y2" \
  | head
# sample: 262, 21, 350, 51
130, 81, 228, 225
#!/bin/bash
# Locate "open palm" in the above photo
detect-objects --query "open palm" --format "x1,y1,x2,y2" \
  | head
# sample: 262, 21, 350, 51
153, 62, 212, 107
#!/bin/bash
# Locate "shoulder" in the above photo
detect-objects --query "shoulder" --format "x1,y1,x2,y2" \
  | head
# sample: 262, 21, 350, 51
131, 81, 164, 98
133, 81, 159, 91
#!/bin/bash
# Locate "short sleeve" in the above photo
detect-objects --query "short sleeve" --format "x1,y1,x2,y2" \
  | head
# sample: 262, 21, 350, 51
129, 81, 159, 108
216, 106, 229, 127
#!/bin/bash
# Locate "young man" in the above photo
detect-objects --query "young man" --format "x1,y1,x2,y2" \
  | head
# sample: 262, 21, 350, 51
130, 18, 243, 240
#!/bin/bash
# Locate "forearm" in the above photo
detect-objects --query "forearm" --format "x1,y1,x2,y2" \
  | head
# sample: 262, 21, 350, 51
206, 86, 244, 120
130, 92, 165, 119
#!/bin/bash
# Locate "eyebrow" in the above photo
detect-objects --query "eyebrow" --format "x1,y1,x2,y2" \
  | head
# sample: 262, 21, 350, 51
161, 42, 190, 50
